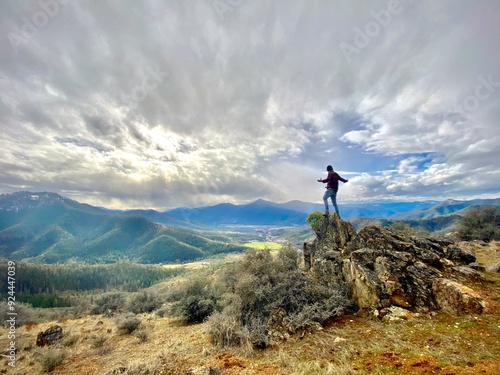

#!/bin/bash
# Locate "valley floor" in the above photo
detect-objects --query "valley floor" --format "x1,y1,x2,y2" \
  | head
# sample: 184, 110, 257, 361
2, 242, 500, 375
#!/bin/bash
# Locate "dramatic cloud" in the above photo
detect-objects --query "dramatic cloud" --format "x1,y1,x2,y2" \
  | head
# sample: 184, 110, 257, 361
0, 0, 499, 209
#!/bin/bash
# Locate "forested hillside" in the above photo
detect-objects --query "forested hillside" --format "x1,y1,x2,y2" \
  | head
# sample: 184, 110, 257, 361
0, 192, 246, 263
0, 260, 183, 307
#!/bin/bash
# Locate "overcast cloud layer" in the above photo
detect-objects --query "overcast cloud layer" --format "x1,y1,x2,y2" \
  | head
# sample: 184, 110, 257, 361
1, 0, 499, 209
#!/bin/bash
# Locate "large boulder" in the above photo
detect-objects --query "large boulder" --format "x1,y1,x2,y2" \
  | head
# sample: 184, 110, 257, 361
432, 278, 487, 315
446, 245, 476, 265
36, 325, 63, 347
341, 246, 441, 310
304, 217, 487, 315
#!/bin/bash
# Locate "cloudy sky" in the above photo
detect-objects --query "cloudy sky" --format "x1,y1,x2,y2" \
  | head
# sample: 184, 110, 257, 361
1, 0, 499, 209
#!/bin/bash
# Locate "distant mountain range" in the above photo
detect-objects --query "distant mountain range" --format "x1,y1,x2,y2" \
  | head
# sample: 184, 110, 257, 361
1, 191, 499, 264
0, 192, 246, 264
110, 197, 500, 226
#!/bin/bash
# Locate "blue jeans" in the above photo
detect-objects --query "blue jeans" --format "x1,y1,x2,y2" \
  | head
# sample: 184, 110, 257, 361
323, 188, 340, 216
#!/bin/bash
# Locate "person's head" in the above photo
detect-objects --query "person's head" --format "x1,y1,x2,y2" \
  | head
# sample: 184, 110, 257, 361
326, 165, 333, 172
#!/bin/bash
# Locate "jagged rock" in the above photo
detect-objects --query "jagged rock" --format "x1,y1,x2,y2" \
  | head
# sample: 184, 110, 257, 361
432, 278, 487, 315
340, 226, 455, 310
322, 213, 357, 251
323, 250, 341, 261
446, 245, 476, 265
305, 223, 487, 315
467, 262, 486, 272
36, 325, 63, 347
451, 266, 484, 282
303, 213, 355, 270
342, 246, 441, 310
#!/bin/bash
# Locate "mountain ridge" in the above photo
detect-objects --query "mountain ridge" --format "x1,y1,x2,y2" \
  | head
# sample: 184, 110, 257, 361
3, 192, 500, 226
2, 191, 499, 264
0, 192, 246, 264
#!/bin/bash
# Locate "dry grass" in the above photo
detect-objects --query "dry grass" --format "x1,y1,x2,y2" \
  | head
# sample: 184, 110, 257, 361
2, 242, 499, 374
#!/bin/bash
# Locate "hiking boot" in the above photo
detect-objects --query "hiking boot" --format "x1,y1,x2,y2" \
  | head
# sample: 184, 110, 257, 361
323, 210, 329, 216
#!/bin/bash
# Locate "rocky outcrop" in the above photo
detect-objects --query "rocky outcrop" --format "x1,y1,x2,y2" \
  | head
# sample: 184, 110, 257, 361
36, 325, 63, 347
445, 245, 476, 265
432, 278, 486, 315
303, 213, 356, 271
304, 215, 488, 315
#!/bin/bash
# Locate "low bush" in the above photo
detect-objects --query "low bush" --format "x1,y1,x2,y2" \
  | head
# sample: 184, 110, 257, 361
209, 246, 353, 348
61, 333, 79, 347
206, 295, 250, 347
91, 292, 126, 315
91, 335, 107, 348
306, 211, 324, 234
168, 273, 216, 323
126, 291, 160, 314
40, 350, 66, 372
171, 246, 352, 348
116, 314, 141, 334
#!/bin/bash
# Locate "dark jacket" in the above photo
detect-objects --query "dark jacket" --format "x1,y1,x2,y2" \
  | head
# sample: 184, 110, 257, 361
321, 171, 347, 192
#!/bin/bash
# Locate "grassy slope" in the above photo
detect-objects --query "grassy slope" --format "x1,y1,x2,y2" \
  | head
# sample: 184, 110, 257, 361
2, 242, 499, 375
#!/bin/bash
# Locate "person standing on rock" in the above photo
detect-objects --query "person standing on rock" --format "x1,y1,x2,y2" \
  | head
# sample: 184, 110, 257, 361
317, 165, 348, 217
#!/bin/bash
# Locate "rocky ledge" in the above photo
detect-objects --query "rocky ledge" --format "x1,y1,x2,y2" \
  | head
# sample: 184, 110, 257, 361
303, 214, 487, 315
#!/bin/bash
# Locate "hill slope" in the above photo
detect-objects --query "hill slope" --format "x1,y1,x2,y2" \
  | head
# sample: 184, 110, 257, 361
0, 192, 245, 264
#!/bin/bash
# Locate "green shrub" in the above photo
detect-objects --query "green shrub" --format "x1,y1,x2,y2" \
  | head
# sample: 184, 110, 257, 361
208, 310, 249, 348
126, 291, 160, 314
155, 305, 168, 318
40, 350, 66, 372
458, 206, 500, 241
170, 246, 352, 348
169, 274, 216, 323
209, 247, 352, 348
116, 314, 141, 334
91, 335, 107, 348
306, 211, 324, 234
91, 292, 126, 315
